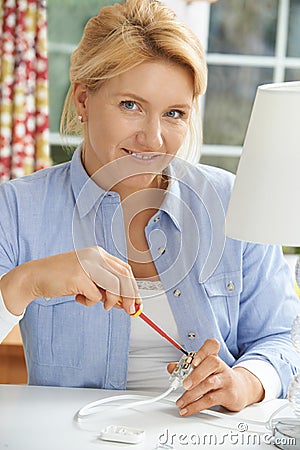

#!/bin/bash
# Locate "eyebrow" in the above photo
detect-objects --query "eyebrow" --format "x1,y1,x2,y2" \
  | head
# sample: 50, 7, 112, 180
116, 92, 192, 110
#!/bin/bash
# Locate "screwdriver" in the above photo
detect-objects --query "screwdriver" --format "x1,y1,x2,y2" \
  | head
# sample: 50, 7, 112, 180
118, 299, 189, 356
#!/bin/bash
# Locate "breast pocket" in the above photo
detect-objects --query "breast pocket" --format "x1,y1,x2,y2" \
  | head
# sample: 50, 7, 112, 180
34, 296, 84, 368
201, 272, 242, 343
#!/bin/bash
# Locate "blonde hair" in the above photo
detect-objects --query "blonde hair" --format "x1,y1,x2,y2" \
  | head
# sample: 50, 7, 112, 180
60, 0, 207, 163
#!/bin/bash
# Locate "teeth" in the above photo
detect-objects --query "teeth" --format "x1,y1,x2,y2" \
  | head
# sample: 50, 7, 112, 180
126, 150, 155, 160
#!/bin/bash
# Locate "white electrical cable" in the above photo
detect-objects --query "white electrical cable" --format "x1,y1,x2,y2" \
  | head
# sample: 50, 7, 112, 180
76, 383, 291, 431
75, 350, 293, 437
193, 401, 293, 434
76, 387, 176, 421
266, 402, 291, 430
75, 374, 182, 421
117, 386, 176, 411
75, 388, 295, 447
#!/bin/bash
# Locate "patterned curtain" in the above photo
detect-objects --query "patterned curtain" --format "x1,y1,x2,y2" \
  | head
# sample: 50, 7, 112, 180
0, 0, 50, 182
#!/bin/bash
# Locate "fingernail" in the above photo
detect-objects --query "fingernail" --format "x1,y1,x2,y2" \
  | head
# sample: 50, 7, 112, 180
183, 379, 192, 389
193, 357, 201, 367
179, 408, 188, 416
130, 304, 136, 315
176, 399, 184, 408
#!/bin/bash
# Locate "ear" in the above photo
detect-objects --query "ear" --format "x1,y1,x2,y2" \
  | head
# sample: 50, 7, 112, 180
73, 84, 88, 122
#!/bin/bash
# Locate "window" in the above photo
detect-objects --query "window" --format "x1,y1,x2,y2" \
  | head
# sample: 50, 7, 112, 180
48, 0, 300, 171
48, 0, 120, 163
202, 0, 300, 173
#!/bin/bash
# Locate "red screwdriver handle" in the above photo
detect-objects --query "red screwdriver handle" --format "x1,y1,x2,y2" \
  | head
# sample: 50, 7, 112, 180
117, 298, 143, 317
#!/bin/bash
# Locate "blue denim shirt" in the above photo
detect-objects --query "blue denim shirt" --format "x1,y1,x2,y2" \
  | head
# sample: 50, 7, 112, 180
0, 147, 299, 395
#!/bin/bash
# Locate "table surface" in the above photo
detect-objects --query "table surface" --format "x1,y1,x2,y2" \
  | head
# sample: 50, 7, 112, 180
0, 384, 296, 450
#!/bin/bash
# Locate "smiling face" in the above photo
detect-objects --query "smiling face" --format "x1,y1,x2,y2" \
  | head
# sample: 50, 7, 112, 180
74, 59, 194, 197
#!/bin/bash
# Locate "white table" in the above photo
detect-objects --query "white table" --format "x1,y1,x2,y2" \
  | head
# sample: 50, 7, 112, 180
0, 384, 296, 450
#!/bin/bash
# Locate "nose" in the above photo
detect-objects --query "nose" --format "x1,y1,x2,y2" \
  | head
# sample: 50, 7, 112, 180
136, 116, 163, 151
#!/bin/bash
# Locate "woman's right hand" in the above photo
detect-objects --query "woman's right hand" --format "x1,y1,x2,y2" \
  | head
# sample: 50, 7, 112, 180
0, 246, 140, 316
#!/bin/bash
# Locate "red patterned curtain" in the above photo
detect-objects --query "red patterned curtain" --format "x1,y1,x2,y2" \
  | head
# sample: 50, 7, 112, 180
0, 0, 50, 182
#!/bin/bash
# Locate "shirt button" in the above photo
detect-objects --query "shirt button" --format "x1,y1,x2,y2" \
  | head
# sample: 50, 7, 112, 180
173, 289, 181, 297
227, 281, 235, 291
153, 216, 160, 223
188, 332, 196, 339
158, 247, 165, 255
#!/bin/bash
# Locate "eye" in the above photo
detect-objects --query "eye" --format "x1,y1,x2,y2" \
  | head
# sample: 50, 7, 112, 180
165, 109, 185, 119
120, 100, 139, 111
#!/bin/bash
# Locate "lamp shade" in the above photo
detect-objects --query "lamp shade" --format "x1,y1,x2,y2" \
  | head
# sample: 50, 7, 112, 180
225, 81, 300, 246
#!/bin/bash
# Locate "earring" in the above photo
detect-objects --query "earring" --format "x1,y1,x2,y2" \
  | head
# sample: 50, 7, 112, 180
78, 115, 83, 123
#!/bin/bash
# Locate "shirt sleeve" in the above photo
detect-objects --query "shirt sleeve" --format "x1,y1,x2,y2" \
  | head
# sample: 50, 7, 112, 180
234, 243, 300, 399
0, 274, 25, 343
234, 359, 282, 401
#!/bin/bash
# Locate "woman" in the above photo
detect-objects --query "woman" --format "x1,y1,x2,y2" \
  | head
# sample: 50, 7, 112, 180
0, 0, 299, 417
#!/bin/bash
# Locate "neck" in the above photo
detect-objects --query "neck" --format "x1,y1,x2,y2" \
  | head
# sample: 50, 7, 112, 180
114, 174, 168, 201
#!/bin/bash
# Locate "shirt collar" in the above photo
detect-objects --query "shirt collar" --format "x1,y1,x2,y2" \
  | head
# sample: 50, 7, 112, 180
70, 145, 109, 218
158, 162, 183, 232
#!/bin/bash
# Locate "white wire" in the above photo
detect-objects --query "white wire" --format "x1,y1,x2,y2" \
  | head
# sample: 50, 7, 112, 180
196, 408, 267, 426
75, 382, 293, 436
266, 402, 291, 430
195, 401, 294, 434
117, 386, 176, 410
75, 387, 176, 421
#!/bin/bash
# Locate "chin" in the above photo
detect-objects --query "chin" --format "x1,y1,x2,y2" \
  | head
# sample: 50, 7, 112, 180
122, 173, 159, 189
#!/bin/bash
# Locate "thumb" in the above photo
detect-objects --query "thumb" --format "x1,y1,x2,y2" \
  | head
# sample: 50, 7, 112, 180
167, 362, 178, 374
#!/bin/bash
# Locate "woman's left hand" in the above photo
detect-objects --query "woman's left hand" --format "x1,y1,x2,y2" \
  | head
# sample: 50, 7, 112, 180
167, 338, 264, 416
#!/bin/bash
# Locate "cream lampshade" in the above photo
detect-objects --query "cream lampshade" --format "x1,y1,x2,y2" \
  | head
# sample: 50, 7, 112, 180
225, 81, 300, 246
225, 80, 300, 450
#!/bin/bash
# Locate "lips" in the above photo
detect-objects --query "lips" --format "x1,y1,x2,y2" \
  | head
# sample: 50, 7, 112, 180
122, 148, 159, 160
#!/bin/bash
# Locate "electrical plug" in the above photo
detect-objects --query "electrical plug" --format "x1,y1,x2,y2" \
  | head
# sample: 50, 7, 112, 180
169, 352, 196, 390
